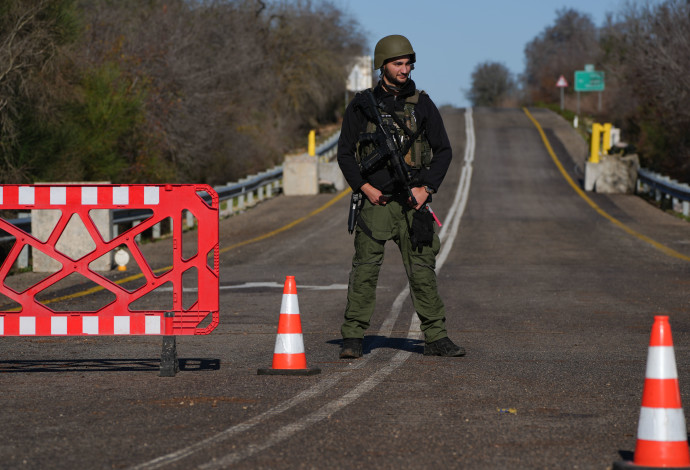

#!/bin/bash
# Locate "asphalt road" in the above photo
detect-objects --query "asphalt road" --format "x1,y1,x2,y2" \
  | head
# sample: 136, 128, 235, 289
2, 107, 690, 469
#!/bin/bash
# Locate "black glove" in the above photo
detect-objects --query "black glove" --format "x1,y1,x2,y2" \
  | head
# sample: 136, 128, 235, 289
410, 208, 434, 252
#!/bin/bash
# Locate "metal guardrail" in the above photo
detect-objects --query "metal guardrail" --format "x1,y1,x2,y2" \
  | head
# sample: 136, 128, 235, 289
315, 131, 339, 162
637, 167, 690, 216
0, 217, 31, 244
0, 131, 341, 245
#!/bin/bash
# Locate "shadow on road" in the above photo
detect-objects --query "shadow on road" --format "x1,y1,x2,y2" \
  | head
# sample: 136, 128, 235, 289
327, 335, 424, 355
0, 357, 220, 373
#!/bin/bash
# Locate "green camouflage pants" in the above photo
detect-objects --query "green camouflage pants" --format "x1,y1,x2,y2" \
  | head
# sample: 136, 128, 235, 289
341, 199, 448, 343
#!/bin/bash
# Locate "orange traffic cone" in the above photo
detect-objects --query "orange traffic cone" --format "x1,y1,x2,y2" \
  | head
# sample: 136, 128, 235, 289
614, 315, 690, 469
257, 276, 320, 376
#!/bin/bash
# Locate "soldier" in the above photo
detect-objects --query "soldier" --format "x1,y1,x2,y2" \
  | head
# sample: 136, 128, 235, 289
337, 34, 465, 359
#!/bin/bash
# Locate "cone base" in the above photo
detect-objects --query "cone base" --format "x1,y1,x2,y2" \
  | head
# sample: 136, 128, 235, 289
613, 460, 690, 470
257, 367, 321, 376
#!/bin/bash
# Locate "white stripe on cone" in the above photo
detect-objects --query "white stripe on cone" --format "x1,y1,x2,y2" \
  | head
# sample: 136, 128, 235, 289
637, 407, 688, 442
273, 333, 305, 354
280, 294, 300, 315
646, 346, 679, 379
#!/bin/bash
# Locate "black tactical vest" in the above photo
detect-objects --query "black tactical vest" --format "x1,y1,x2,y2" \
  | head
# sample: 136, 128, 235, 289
356, 90, 432, 170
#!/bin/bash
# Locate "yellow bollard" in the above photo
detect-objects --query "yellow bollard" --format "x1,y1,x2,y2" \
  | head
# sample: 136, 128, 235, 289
308, 129, 316, 156
590, 123, 603, 163
602, 123, 612, 155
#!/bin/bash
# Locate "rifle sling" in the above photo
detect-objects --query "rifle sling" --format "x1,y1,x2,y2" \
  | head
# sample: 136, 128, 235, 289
376, 95, 427, 143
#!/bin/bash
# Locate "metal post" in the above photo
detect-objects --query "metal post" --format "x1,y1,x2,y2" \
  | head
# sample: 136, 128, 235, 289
590, 123, 603, 163
308, 130, 316, 157
160, 312, 179, 377
598, 91, 602, 112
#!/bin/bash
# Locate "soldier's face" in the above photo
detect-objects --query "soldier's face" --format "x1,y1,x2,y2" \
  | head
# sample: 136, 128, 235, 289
382, 57, 413, 88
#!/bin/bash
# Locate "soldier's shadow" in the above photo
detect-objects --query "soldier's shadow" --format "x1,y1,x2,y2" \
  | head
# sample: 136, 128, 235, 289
328, 335, 424, 355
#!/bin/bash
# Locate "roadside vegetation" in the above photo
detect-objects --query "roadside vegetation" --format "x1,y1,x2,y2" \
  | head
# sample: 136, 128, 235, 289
5, 0, 687, 187
466, 0, 690, 183
0, 0, 364, 186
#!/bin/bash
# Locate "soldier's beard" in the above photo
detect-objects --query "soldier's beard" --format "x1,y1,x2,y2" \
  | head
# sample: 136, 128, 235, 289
382, 67, 409, 90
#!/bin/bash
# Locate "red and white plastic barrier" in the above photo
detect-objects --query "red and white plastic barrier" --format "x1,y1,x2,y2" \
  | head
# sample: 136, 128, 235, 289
0, 184, 219, 336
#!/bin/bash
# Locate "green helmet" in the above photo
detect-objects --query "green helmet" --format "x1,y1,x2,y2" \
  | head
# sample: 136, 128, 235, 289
374, 35, 416, 69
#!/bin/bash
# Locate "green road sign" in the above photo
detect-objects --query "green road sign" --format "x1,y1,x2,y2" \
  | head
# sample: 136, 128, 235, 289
575, 70, 605, 92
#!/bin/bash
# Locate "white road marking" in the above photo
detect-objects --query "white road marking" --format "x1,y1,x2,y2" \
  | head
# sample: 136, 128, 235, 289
131, 108, 476, 469
200, 319, 424, 469
156, 282, 349, 291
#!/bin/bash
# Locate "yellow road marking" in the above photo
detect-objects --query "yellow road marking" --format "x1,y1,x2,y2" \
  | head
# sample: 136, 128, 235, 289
31, 189, 352, 306
219, 189, 350, 254
523, 107, 690, 263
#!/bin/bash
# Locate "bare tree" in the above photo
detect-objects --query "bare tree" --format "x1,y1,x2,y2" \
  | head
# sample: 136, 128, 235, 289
0, 0, 79, 182
0, 0, 364, 185
466, 61, 515, 107
602, 0, 690, 180
523, 8, 600, 104
78, 0, 365, 184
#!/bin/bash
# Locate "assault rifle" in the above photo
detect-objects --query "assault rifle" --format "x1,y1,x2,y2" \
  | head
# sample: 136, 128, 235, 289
356, 90, 418, 207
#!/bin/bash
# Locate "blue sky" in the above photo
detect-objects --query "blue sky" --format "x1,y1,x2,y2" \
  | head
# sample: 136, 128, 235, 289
333, 0, 662, 108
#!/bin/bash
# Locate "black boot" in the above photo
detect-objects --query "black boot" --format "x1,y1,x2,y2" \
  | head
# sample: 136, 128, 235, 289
424, 337, 466, 357
339, 338, 363, 359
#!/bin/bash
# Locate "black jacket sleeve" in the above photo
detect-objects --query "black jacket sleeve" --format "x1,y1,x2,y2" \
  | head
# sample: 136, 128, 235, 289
336, 97, 368, 191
